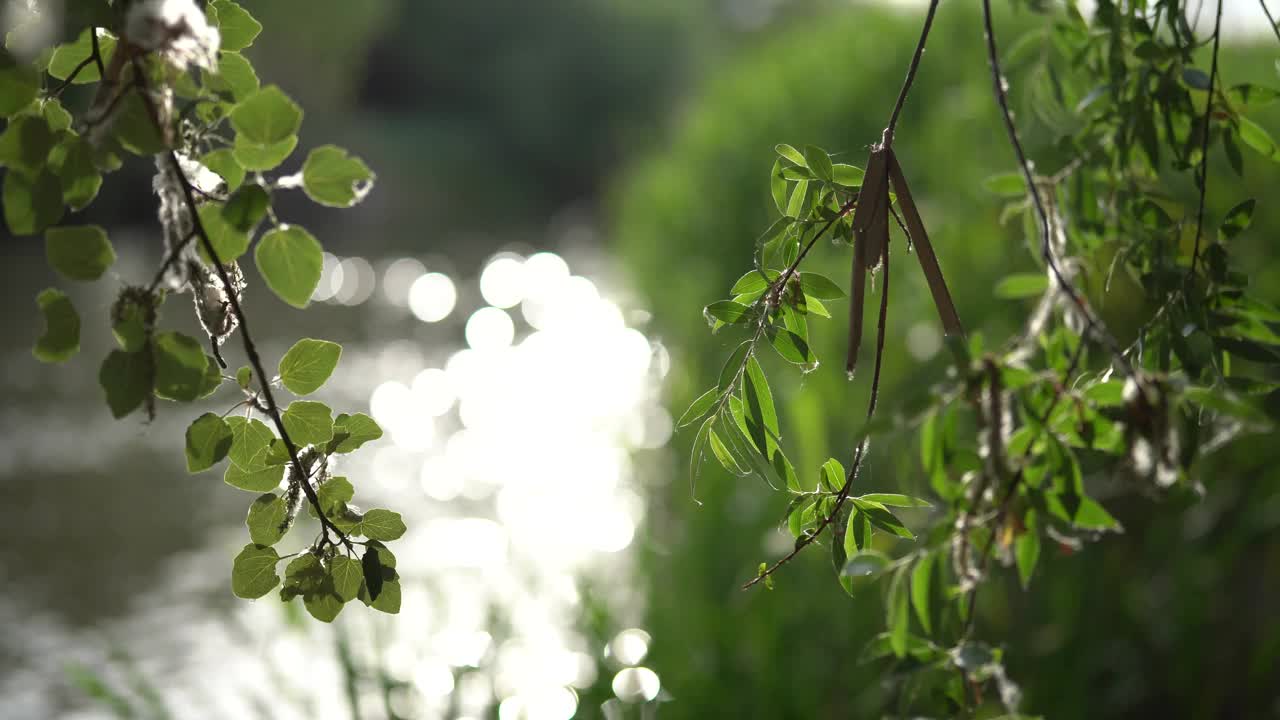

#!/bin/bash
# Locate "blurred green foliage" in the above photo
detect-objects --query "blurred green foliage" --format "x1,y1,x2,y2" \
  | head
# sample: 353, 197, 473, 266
612, 4, 1280, 717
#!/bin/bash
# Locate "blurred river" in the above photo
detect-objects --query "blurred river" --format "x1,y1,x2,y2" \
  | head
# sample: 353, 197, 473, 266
0, 227, 671, 719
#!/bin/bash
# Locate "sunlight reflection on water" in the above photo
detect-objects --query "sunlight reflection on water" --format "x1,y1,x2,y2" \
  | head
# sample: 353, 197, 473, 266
1, 246, 670, 720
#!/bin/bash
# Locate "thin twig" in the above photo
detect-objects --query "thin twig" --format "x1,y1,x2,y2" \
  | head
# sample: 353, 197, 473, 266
50, 54, 97, 98
1262, 0, 1280, 43
884, 0, 942, 145
89, 29, 106, 79
770, 197, 858, 303
131, 56, 351, 551
746, 0, 944, 588
981, 0, 1131, 378
1187, 0, 1223, 279
747, 197, 896, 589
146, 230, 197, 293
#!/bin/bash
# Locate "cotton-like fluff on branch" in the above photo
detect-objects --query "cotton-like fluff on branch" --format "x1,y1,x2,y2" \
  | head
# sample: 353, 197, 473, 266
1122, 376, 1181, 489
152, 154, 225, 291
124, 0, 220, 71
280, 447, 330, 535
192, 260, 244, 356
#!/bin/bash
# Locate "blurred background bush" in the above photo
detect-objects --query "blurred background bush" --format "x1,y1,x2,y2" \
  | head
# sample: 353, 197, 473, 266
3, 0, 1279, 718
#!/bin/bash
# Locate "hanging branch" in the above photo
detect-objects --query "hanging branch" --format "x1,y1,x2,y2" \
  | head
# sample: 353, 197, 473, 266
1188, 0, 1224, 278
744, 0, 944, 590
129, 55, 352, 552
980, 0, 1132, 378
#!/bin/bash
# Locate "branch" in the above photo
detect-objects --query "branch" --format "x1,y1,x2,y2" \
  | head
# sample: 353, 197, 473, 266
883, 0, 941, 145
980, 0, 1132, 377
131, 56, 352, 551
1261, 0, 1280, 44
50, 54, 98, 98
1188, 0, 1223, 279
745, 220, 892, 590
746, 0, 943, 588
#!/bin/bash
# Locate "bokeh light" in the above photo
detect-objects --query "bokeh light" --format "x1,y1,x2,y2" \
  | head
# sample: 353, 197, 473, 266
410, 272, 458, 322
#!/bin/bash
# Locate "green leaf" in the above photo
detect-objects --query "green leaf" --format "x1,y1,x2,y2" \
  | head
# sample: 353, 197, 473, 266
200, 148, 244, 191
689, 418, 712, 490
799, 272, 845, 299
1083, 380, 1126, 407
1015, 528, 1040, 589
708, 428, 746, 474
303, 582, 344, 621
820, 458, 845, 493
255, 225, 323, 308
221, 183, 269, 234
803, 145, 833, 181
196, 203, 250, 263
110, 93, 166, 156
236, 365, 252, 389
704, 300, 752, 324
911, 552, 934, 635
281, 400, 333, 445
0, 49, 38, 116
231, 544, 280, 599
185, 412, 233, 473
232, 134, 297, 171
994, 273, 1048, 299
775, 143, 806, 166
769, 328, 812, 366
330, 556, 362, 602
53, 135, 102, 210
367, 578, 401, 614
33, 288, 79, 363
1181, 67, 1211, 90
41, 100, 71, 131
1219, 198, 1255, 240
99, 350, 152, 418
310, 476, 354, 519
743, 356, 779, 444
46, 29, 114, 84
281, 553, 326, 600
246, 493, 287, 545
328, 413, 383, 453
213, 51, 259, 101
677, 387, 719, 428
278, 338, 342, 396
831, 163, 864, 188
211, 0, 262, 51
983, 172, 1026, 196
0, 114, 53, 171
852, 498, 915, 539
4, 168, 64, 235
226, 416, 274, 469
785, 178, 809, 218
153, 331, 211, 402
354, 508, 406, 541
718, 341, 751, 391
230, 85, 302, 145
224, 462, 282, 493
770, 159, 788, 215
1072, 496, 1122, 531
857, 493, 932, 508
1185, 385, 1271, 427
731, 269, 778, 296
45, 225, 114, 281
1238, 116, 1280, 162
301, 145, 375, 207
840, 549, 888, 579
887, 566, 910, 657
